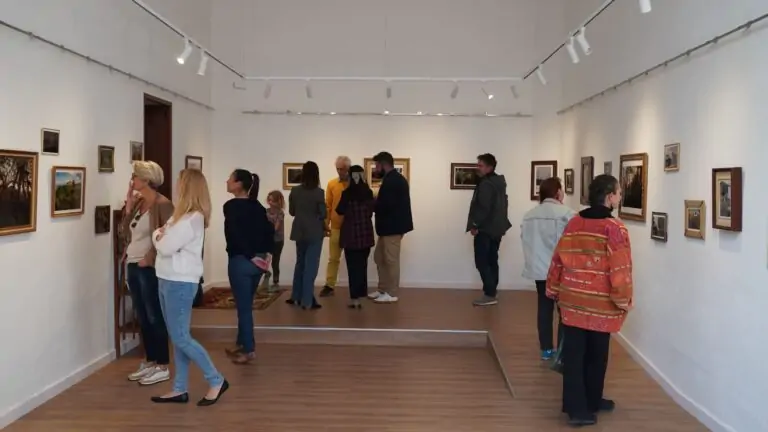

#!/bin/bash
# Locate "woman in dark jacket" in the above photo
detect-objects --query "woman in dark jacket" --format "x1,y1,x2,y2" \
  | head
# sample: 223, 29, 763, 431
335, 165, 375, 309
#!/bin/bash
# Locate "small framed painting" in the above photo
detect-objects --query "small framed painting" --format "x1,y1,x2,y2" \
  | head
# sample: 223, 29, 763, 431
580, 157, 594, 206
564, 169, 574, 194
618, 153, 648, 222
98, 146, 115, 173
364, 157, 410, 188
282, 163, 303, 190
530, 160, 558, 201
130, 141, 144, 162
450, 163, 479, 190
41, 128, 60, 156
185, 156, 203, 171
51, 166, 86, 218
650, 211, 668, 242
684, 200, 705, 240
711, 167, 742, 232
604, 161, 612, 175
664, 143, 680, 172
95, 205, 111, 234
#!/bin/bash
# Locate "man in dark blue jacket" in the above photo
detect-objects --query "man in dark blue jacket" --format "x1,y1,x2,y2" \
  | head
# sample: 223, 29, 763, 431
370, 151, 413, 303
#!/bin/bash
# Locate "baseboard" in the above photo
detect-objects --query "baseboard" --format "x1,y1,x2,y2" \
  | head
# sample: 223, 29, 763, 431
614, 333, 734, 432
204, 279, 532, 291
0, 350, 116, 429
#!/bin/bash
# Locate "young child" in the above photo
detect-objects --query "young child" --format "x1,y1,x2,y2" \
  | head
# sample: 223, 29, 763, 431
260, 190, 285, 292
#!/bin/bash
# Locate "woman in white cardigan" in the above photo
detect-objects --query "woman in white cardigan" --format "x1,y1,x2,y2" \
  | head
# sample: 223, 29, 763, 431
150, 168, 228, 406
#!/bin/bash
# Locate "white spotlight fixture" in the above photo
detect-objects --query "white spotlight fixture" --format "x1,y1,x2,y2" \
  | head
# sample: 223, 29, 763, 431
176, 38, 192, 64
450, 82, 459, 99
263, 82, 272, 99
197, 51, 209, 76
639, 0, 652, 14
386, 83, 392, 99
417, 111, 423, 115
536, 65, 548, 86
576, 27, 592, 55
305, 81, 313, 99
330, 112, 336, 115
510, 85, 519, 99
384, 110, 390, 115
482, 87, 494, 100
566, 36, 580, 64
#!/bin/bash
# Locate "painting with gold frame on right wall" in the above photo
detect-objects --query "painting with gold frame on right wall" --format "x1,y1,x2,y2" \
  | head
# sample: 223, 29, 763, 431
684, 200, 705, 239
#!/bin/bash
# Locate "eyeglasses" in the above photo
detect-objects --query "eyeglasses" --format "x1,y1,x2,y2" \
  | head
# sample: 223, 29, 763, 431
130, 212, 143, 229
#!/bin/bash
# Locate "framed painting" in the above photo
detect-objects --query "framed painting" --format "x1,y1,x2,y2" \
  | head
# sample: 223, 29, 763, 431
564, 169, 574, 195
95, 205, 111, 234
130, 141, 144, 162
282, 163, 303, 190
650, 211, 668, 242
684, 200, 705, 239
450, 163, 479, 190
41, 128, 60, 156
51, 166, 86, 218
664, 143, 680, 172
98, 146, 115, 173
364, 157, 410, 188
618, 153, 648, 222
580, 157, 594, 205
530, 160, 558, 201
711, 167, 742, 232
0, 150, 39, 236
604, 161, 613, 175
185, 156, 203, 171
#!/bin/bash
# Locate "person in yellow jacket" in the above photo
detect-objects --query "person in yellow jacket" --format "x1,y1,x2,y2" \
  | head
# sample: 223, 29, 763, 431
319, 156, 350, 297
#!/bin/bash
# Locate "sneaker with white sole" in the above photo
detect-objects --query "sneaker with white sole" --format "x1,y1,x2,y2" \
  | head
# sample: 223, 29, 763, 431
373, 293, 399, 303
128, 362, 154, 381
367, 291, 384, 299
138, 366, 170, 386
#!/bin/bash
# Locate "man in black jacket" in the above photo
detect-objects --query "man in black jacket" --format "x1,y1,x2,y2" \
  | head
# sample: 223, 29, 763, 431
467, 153, 512, 306
370, 151, 413, 303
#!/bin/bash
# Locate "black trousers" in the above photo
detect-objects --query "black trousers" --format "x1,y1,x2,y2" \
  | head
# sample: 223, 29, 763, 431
561, 324, 611, 416
344, 247, 371, 299
272, 240, 284, 283
535, 280, 562, 351
473, 233, 501, 297
126, 263, 170, 365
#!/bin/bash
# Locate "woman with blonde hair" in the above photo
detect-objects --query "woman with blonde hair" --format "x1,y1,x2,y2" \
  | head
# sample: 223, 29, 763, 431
150, 169, 228, 406
119, 161, 173, 386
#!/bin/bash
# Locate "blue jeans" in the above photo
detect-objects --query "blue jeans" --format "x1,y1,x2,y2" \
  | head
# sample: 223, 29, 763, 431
227, 255, 264, 354
126, 264, 169, 364
158, 278, 223, 393
292, 239, 323, 307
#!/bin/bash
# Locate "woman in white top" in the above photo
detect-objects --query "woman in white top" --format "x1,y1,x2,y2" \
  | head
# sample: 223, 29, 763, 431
150, 169, 228, 406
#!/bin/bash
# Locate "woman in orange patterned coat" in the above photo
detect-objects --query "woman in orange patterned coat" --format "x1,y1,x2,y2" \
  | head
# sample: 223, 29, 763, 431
546, 174, 634, 427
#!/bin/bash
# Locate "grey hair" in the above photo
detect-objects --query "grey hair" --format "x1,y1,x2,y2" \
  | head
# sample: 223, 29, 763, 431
335, 155, 351, 167
132, 161, 164, 189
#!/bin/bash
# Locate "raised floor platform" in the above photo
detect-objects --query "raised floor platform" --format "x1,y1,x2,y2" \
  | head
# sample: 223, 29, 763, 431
6, 289, 707, 431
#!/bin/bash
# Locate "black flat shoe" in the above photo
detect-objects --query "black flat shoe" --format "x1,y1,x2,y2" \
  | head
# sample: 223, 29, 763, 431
594, 399, 615, 413
347, 302, 362, 309
567, 413, 597, 427
151, 393, 189, 404
197, 380, 229, 407
285, 299, 296, 305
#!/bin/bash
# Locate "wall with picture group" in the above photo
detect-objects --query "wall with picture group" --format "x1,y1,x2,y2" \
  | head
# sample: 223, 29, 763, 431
0, 0, 213, 427
557, 1, 768, 431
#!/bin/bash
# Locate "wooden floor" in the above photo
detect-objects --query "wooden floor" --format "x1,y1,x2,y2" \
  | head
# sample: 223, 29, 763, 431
7, 289, 708, 431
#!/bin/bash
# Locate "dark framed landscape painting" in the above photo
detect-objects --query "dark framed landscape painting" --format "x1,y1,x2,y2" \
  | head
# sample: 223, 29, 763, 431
0, 150, 39, 236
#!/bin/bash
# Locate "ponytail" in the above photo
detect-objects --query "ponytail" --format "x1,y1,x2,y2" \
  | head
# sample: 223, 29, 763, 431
248, 173, 260, 201
232, 168, 260, 200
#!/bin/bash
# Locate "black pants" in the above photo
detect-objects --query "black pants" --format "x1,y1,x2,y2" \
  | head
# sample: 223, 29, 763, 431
272, 240, 284, 283
473, 233, 501, 297
344, 247, 371, 299
561, 324, 611, 416
535, 280, 563, 351
126, 263, 170, 365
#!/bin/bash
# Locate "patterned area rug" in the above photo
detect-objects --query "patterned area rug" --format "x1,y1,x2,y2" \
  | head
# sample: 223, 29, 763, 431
198, 287, 285, 310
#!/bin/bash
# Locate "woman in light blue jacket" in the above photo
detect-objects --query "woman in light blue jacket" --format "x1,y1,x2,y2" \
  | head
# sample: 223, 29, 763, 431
520, 177, 576, 360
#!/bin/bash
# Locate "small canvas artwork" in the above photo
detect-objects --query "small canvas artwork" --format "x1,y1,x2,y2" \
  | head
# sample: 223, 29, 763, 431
282, 163, 303, 190
650, 211, 668, 242
95, 205, 111, 234
711, 167, 742, 232
618, 153, 648, 222
130, 141, 144, 162
684, 200, 705, 239
664, 143, 680, 172
98, 146, 115, 173
564, 169, 574, 194
185, 156, 203, 171
51, 166, 86, 217
364, 157, 410, 188
530, 161, 557, 201
604, 161, 612, 175
0, 150, 39, 236
450, 163, 479, 190
580, 157, 594, 205
41, 129, 60, 156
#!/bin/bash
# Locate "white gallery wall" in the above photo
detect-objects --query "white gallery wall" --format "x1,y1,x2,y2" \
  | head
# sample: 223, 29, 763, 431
558, 1, 768, 431
0, 0, 213, 427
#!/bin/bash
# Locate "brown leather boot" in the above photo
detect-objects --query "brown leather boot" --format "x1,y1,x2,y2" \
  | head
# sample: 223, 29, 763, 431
231, 352, 256, 365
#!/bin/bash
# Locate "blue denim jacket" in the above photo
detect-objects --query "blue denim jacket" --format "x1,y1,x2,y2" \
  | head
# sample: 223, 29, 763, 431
520, 199, 576, 281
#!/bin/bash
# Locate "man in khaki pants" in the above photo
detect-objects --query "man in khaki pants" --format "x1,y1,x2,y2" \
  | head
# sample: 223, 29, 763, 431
368, 152, 413, 303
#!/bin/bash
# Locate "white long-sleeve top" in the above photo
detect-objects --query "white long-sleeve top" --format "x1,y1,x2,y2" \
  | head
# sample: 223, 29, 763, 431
152, 212, 205, 283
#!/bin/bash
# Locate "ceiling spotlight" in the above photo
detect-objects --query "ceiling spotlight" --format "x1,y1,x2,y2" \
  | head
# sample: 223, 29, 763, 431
576, 27, 592, 55
263, 82, 272, 99
417, 111, 423, 115
450, 83, 459, 99
639, 0, 652, 13
330, 112, 336, 115
437, 113, 444, 116
482, 87, 494, 100
536, 66, 547, 86
305, 81, 313, 99
386, 83, 392, 99
384, 110, 390, 115
177, 38, 192, 64
566, 36, 580, 64
510, 85, 519, 99
197, 51, 209, 76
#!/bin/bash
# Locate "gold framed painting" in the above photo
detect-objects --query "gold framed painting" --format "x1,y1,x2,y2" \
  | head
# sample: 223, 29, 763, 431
282, 163, 303, 190
0, 149, 39, 236
664, 143, 680, 172
364, 157, 410, 188
684, 200, 705, 239
98, 146, 115, 173
618, 153, 648, 222
51, 166, 86, 218
450, 163, 479, 190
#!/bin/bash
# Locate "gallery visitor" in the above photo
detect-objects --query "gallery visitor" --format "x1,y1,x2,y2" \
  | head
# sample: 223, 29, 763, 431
259, 190, 286, 291
119, 160, 173, 386
320, 155, 351, 297
520, 177, 575, 360
546, 174, 634, 427
369, 151, 413, 304
151, 168, 228, 406
223, 169, 275, 365
466, 153, 512, 307
335, 164, 375, 309
288, 161, 326, 309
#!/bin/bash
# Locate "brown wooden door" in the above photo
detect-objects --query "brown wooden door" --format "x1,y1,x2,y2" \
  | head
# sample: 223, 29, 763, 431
143, 95, 172, 199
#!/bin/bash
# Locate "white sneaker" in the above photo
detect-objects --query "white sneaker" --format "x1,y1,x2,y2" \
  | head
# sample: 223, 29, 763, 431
138, 366, 170, 386
128, 362, 154, 381
367, 291, 383, 299
373, 293, 399, 303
